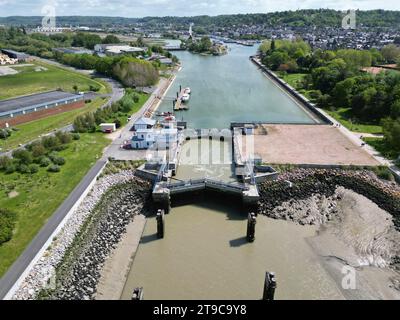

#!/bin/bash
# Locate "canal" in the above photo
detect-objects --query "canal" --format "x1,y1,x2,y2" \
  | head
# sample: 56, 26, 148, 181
121, 45, 344, 300
158, 44, 316, 128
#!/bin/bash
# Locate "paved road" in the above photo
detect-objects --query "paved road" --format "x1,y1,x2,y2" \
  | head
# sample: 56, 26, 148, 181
0, 159, 107, 299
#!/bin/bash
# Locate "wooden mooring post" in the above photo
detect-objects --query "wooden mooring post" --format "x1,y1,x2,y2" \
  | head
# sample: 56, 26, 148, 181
131, 287, 144, 300
246, 212, 256, 242
262, 272, 277, 300
157, 209, 165, 239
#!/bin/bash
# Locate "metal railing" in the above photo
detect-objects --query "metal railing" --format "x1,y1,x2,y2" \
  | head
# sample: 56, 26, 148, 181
158, 178, 249, 192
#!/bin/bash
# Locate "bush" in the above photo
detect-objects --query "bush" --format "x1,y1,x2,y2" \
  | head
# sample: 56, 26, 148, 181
52, 145, 68, 152
133, 94, 139, 103
29, 164, 39, 174
0, 129, 10, 139
5, 163, 16, 174
89, 85, 100, 92
114, 119, 122, 129
55, 131, 72, 144
52, 157, 66, 166
12, 149, 33, 165
48, 151, 59, 162
0, 156, 12, 170
72, 133, 81, 140
17, 164, 30, 174
40, 157, 51, 167
31, 144, 47, 158
48, 165, 61, 173
0, 209, 17, 245
42, 135, 61, 150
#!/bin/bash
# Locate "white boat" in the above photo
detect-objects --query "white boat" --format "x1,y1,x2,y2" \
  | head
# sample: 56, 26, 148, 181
181, 93, 190, 102
184, 87, 191, 94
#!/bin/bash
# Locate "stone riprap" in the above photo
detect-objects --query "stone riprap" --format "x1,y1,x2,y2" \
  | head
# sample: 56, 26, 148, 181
258, 169, 400, 229
49, 180, 150, 300
11, 171, 150, 300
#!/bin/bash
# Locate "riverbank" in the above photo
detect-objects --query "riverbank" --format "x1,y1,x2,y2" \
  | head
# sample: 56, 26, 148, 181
95, 214, 147, 300
144, 66, 181, 118
9, 166, 400, 300
258, 168, 400, 299
250, 56, 330, 125
8, 170, 151, 300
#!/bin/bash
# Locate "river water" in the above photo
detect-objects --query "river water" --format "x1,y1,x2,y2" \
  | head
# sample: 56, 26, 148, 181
158, 44, 316, 129
121, 45, 344, 300
121, 194, 343, 300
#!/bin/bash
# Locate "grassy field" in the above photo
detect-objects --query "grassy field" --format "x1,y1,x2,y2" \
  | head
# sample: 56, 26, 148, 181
326, 108, 383, 134
277, 72, 307, 89
100, 92, 149, 129
0, 61, 109, 100
363, 137, 398, 160
0, 97, 108, 151
0, 133, 110, 277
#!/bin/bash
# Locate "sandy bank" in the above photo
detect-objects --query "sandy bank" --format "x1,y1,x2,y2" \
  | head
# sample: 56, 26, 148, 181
259, 169, 400, 299
95, 214, 147, 300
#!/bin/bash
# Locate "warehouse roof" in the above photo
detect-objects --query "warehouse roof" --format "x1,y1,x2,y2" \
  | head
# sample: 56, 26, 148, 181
0, 90, 83, 114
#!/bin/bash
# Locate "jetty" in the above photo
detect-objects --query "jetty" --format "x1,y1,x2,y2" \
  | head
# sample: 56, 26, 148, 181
173, 86, 190, 111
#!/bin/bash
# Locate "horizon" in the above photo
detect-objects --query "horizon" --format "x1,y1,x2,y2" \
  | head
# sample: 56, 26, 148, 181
0, 0, 400, 18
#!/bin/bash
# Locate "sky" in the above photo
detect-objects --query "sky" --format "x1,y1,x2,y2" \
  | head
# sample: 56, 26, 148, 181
0, 0, 399, 17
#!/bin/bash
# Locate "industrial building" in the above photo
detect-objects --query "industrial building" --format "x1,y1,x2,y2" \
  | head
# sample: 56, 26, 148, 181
1, 49, 32, 62
94, 44, 145, 56
53, 47, 94, 55
0, 90, 85, 128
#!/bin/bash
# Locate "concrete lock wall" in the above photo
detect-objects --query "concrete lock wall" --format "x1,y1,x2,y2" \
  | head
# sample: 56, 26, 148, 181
250, 56, 333, 125
0, 100, 85, 128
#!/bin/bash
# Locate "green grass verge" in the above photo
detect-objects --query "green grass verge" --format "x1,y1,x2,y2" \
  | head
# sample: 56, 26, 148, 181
0, 61, 109, 100
363, 137, 398, 160
277, 72, 307, 89
325, 108, 383, 134
0, 133, 110, 277
99, 92, 149, 129
0, 97, 108, 151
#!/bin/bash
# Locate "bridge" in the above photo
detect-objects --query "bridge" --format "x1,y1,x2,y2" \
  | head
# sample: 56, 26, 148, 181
157, 178, 250, 195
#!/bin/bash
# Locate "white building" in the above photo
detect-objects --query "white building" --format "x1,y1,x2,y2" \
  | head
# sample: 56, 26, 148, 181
131, 117, 178, 150
94, 44, 145, 56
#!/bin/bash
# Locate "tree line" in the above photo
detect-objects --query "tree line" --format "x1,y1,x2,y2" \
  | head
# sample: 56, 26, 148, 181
1, 10, 399, 28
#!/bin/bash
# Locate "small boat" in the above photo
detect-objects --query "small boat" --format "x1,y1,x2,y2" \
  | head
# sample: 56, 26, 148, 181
181, 93, 190, 102
164, 115, 176, 121
159, 111, 173, 117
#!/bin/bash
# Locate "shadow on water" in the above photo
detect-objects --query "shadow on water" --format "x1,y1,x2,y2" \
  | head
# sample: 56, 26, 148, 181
170, 190, 246, 221
229, 236, 248, 248
140, 233, 159, 244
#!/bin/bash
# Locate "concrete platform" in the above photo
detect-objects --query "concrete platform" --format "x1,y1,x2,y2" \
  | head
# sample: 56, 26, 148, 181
240, 124, 380, 166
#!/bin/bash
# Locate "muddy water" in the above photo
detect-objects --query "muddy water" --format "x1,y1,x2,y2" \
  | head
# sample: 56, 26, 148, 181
175, 138, 236, 182
121, 194, 344, 300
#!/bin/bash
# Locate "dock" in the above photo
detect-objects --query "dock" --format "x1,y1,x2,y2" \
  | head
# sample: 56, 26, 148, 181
173, 87, 190, 111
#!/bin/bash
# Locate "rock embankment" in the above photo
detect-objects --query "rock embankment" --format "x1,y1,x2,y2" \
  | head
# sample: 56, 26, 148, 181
258, 169, 400, 229
50, 181, 150, 300
12, 171, 150, 300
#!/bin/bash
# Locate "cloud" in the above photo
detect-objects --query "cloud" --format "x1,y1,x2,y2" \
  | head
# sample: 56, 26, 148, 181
0, 0, 399, 17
